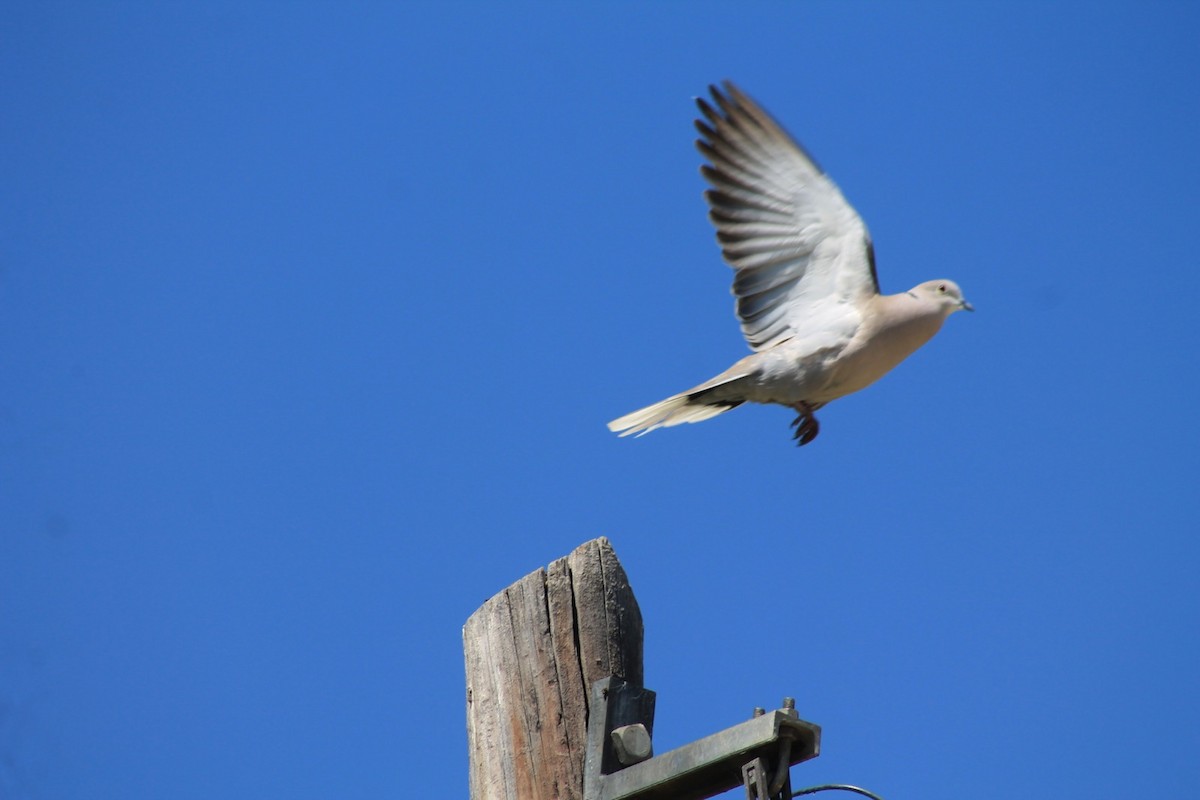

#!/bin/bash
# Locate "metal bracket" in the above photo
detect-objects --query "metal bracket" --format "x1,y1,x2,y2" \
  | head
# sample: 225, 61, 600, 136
742, 756, 771, 800
584, 676, 821, 800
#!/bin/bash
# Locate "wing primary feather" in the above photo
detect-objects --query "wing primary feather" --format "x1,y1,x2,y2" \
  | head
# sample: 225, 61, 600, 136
701, 93, 779, 166
725, 247, 811, 272
720, 81, 827, 176
699, 165, 792, 207
695, 115, 773, 172
711, 220, 798, 240
695, 139, 771, 184
704, 186, 792, 218
708, 202, 793, 225
709, 85, 782, 160
720, 236, 812, 260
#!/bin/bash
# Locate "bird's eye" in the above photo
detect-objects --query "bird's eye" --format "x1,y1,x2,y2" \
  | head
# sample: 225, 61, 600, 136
937, 284, 947, 293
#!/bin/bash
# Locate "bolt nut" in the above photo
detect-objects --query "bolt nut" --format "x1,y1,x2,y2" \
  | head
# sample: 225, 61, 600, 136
611, 723, 653, 766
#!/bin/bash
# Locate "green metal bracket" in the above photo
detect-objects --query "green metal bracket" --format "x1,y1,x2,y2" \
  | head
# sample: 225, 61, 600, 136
583, 676, 821, 800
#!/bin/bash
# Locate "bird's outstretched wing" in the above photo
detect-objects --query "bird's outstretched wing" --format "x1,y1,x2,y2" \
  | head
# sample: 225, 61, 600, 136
697, 82, 880, 352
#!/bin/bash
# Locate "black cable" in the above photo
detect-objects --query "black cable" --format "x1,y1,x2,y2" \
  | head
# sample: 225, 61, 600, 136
792, 784, 885, 800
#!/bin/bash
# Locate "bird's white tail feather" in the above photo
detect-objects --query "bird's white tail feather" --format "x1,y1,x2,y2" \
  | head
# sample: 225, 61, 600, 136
607, 394, 737, 437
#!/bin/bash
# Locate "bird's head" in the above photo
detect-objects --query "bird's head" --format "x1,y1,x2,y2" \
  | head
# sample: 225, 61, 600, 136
911, 279, 973, 316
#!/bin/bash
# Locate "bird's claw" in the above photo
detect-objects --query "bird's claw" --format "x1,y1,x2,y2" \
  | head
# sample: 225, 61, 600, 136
790, 406, 820, 447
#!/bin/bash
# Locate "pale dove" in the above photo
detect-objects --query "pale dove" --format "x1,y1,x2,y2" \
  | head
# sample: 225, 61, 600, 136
608, 82, 972, 446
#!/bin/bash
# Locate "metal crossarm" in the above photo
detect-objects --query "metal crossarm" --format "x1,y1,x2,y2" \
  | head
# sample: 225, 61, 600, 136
584, 676, 821, 800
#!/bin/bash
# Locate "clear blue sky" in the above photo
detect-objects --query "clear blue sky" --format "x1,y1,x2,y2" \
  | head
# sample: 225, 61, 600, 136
2, 3, 1198, 798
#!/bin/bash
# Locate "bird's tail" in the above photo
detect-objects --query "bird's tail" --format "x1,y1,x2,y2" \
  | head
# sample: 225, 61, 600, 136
607, 391, 743, 437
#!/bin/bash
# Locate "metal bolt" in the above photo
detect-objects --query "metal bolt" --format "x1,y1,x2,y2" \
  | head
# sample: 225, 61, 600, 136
781, 697, 797, 718
752, 707, 766, 718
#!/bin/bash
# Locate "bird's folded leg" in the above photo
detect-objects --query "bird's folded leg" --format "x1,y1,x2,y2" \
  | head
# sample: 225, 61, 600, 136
790, 403, 820, 447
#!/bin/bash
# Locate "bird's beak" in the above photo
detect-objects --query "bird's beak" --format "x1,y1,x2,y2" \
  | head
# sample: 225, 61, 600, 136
960, 299, 974, 312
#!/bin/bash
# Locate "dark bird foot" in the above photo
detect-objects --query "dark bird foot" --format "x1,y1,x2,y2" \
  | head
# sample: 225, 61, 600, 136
790, 404, 820, 446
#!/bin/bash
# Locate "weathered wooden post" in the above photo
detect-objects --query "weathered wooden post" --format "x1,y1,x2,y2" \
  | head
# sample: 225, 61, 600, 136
464, 537, 643, 800
465, 537, 826, 800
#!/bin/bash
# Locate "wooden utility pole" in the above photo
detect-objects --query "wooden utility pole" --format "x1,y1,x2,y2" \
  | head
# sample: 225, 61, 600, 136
465, 539, 823, 800
464, 537, 643, 800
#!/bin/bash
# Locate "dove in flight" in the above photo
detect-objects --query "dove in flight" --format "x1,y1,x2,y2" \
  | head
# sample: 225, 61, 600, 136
608, 82, 972, 446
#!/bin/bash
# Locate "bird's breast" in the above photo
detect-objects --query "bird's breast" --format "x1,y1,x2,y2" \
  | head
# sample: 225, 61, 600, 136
815, 311, 945, 401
